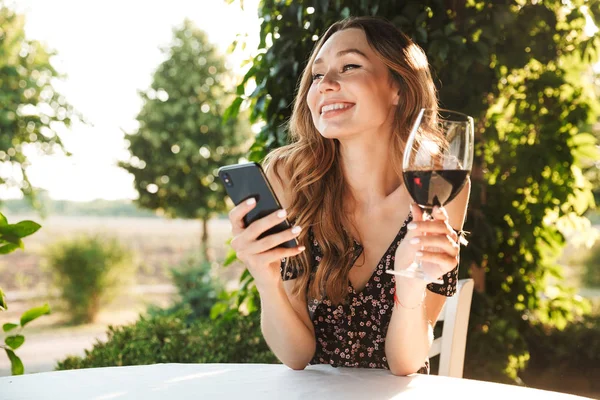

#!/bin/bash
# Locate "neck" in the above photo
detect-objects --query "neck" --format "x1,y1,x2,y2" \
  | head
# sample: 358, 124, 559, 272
338, 134, 402, 213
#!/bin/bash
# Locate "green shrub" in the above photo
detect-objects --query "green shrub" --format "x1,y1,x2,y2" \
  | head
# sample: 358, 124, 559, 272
525, 314, 600, 371
45, 234, 134, 324
55, 309, 277, 370
463, 310, 530, 384
149, 254, 222, 324
521, 314, 600, 392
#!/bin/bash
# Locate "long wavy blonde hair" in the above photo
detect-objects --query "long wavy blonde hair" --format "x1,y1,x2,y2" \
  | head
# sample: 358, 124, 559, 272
264, 16, 438, 305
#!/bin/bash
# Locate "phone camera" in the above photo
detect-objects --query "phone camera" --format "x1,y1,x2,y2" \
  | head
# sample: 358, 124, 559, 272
222, 173, 233, 187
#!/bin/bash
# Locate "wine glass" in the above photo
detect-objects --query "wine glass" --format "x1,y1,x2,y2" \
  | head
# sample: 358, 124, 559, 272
389, 108, 474, 284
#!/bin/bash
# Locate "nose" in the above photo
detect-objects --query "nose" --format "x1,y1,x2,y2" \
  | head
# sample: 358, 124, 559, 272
318, 71, 340, 93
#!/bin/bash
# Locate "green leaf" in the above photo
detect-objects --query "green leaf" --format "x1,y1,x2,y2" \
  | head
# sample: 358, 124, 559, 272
570, 132, 597, 146
244, 295, 258, 314
0, 213, 7, 226
223, 97, 243, 122
0, 230, 25, 245
223, 248, 238, 267
20, 303, 51, 327
0, 243, 20, 254
5, 349, 24, 375
5, 335, 25, 350
8, 221, 42, 239
240, 268, 251, 282
0, 287, 6, 311
3, 323, 18, 332
572, 143, 600, 161
210, 301, 228, 320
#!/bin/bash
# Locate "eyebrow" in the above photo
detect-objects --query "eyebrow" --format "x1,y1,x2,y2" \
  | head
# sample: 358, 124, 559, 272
313, 48, 369, 65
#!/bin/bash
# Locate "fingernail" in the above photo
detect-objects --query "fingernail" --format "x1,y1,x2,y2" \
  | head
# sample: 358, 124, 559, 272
409, 238, 420, 245
416, 251, 423, 257
277, 210, 287, 218
292, 226, 302, 234
246, 198, 256, 206
298, 246, 306, 252
407, 223, 417, 230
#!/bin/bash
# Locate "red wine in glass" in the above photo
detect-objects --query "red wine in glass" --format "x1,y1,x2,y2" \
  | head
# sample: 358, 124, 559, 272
403, 170, 470, 213
388, 108, 474, 284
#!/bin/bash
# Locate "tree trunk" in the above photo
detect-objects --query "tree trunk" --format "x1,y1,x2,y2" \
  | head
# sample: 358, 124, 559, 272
200, 218, 211, 262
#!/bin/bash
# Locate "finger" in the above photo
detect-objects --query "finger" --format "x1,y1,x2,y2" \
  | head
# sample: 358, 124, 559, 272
431, 207, 459, 242
256, 244, 306, 266
245, 208, 289, 241
407, 219, 451, 235
247, 225, 303, 254
409, 203, 424, 221
229, 198, 257, 234
408, 234, 460, 256
431, 206, 449, 222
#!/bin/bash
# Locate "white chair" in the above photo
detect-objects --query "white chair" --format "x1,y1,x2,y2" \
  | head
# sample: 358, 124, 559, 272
428, 278, 475, 378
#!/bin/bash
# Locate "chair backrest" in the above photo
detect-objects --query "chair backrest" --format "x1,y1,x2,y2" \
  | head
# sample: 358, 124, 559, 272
427, 278, 474, 378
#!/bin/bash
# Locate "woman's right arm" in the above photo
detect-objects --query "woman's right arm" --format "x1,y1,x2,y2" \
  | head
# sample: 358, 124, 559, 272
227, 163, 315, 370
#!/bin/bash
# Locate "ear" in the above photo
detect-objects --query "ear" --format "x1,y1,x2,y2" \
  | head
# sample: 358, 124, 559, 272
392, 89, 400, 106
391, 79, 401, 106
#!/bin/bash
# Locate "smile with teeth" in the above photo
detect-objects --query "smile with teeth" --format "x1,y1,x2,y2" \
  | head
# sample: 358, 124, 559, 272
321, 103, 354, 114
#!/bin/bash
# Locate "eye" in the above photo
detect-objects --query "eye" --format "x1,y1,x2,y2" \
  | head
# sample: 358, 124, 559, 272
342, 64, 361, 72
311, 73, 324, 81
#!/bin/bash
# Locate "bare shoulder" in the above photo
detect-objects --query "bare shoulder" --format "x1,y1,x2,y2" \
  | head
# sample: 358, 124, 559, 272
264, 156, 293, 209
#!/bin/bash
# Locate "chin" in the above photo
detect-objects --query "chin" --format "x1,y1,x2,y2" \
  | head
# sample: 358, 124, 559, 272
316, 125, 355, 140
318, 130, 341, 140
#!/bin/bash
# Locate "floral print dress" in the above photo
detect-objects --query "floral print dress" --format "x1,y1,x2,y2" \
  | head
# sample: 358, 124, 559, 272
280, 214, 458, 373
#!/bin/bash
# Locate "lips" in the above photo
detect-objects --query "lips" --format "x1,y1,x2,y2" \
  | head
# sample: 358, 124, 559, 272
320, 102, 355, 114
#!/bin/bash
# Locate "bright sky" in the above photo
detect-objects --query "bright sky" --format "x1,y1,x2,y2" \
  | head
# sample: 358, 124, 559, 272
1, 0, 260, 201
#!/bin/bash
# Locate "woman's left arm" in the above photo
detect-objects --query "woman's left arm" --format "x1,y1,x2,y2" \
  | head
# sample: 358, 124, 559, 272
385, 179, 471, 376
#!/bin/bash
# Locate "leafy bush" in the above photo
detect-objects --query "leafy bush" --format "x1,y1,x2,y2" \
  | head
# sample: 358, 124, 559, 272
525, 313, 600, 371
55, 309, 277, 370
148, 254, 223, 324
45, 234, 134, 324
521, 314, 600, 392
460, 292, 531, 384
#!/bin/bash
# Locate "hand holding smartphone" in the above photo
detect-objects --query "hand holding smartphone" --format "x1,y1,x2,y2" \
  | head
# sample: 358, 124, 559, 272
218, 162, 299, 249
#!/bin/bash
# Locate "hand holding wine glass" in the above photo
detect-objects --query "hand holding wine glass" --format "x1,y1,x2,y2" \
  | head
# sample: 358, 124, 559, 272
389, 108, 474, 284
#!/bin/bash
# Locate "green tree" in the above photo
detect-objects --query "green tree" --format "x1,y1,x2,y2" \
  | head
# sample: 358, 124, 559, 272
224, 0, 600, 383
120, 20, 251, 259
0, 1, 77, 207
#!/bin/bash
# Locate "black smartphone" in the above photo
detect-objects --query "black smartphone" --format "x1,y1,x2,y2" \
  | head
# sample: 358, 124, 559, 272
218, 162, 298, 249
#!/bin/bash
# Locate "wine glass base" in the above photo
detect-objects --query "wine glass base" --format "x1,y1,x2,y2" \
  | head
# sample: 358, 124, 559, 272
386, 269, 444, 285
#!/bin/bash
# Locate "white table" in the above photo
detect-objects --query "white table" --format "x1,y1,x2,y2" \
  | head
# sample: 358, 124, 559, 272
0, 363, 591, 400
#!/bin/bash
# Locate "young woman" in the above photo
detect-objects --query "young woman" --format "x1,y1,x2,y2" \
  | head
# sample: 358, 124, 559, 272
227, 16, 470, 376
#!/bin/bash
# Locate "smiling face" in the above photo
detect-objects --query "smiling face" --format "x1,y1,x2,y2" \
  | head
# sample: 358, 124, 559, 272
306, 28, 400, 140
